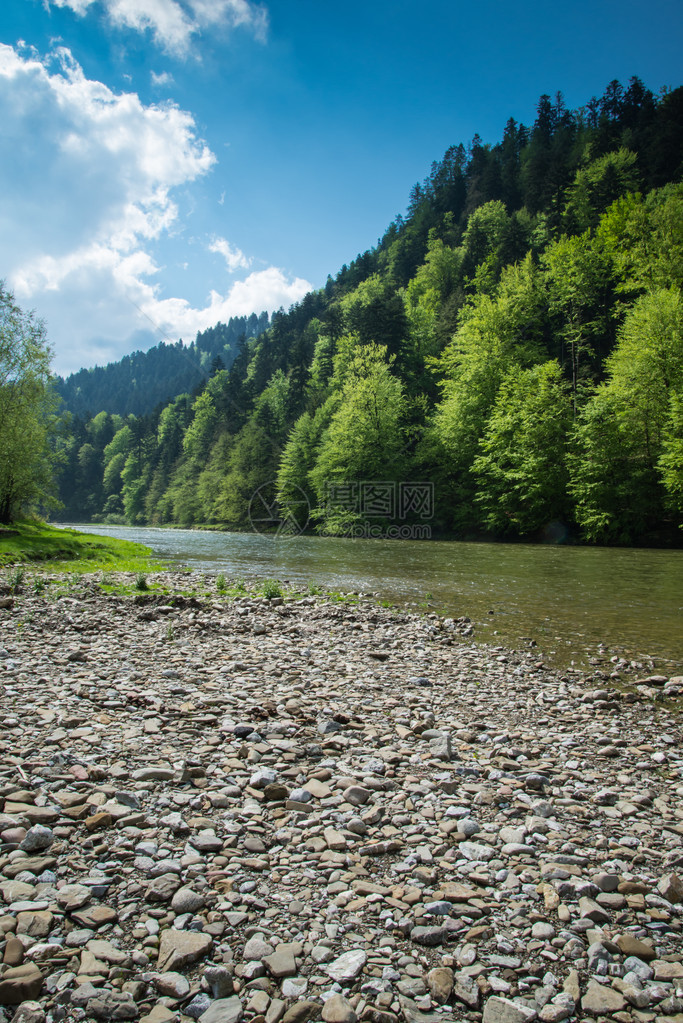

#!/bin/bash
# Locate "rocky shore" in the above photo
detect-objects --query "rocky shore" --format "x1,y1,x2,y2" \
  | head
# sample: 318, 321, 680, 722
0, 571, 682, 1023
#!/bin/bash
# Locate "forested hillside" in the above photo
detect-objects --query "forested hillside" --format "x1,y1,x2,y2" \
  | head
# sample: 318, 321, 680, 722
56, 79, 683, 544
55, 312, 270, 417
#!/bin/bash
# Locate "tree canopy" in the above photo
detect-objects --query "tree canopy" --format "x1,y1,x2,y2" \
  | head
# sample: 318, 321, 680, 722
54, 78, 683, 546
0, 283, 58, 523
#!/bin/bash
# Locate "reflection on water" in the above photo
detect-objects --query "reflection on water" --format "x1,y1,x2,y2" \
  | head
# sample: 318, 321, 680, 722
60, 524, 683, 671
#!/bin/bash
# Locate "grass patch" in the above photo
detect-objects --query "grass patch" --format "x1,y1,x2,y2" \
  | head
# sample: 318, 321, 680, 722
0, 521, 161, 575
261, 578, 283, 599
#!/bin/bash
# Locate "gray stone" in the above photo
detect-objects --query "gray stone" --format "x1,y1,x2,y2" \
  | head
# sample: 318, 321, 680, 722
19, 826, 54, 854
321, 993, 357, 1023
198, 997, 244, 1023
171, 886, 205, 913
325, 949, 367, 982
410, 926, 447, 947
459, 841, 494, 861
9, 1003, 46, 1023
580, 979, 626, 1015
157, 929, 212, 972
156, 972, 191, 998
262, 951, 297, 978
204, 966, 234, 999
341, 786, 371, 806
185, 994, 212, 1019
482, 996, 538, 1022
88, 990, 140, 1020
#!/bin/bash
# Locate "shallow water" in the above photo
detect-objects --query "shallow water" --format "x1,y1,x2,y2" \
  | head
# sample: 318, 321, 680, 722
60, 524, 683, 672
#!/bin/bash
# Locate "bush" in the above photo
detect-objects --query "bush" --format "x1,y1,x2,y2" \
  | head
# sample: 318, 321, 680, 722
262, 579, 282, 599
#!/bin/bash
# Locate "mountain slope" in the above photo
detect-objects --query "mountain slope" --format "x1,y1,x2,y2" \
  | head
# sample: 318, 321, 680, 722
55, 79, 683, 544
55, 312, 270, 418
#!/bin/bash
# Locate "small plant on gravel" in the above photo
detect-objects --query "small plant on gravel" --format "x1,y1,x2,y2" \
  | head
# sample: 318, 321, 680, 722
307, 582, 323, 595
235, 578, 246, 592
32, 576, 46, 594
7, 567, 25, 594
135, 573, 149, 591
262, 579, 282, 599
165, 622, 175, 642
216, 573, 227, 592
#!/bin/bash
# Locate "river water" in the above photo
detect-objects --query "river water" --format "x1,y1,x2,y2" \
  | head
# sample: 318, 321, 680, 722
61, 524, 683, 672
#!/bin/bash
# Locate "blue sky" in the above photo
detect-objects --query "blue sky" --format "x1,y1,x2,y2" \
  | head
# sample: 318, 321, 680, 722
1, 0, 681, 375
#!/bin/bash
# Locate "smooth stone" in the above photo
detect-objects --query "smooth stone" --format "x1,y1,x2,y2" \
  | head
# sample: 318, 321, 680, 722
262, 951, 296, 978
580, 979, 626, 1015
410, 926, 447, 947
0, 963, 44, 1004
281, 1002, 320, 1023
616, 934, 656, 961
205, 966, 234, 999
157, 929, 212, 972
325, 949, 367, 982
156, 971, 191, 998
171, 886, 205, 913
426, 968, 454, 1004
321, 994, 357, 1023
86, 989, 140, 1020
482, 996, 538, 1022
20, 826, 54, 853
198, 997, 244, 1023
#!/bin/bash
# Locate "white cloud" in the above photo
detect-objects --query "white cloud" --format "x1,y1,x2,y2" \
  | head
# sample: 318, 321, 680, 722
0, 44, 310, 376
47, 0, 268, 56
209, 236, 251, 272
150, 70, 174, 87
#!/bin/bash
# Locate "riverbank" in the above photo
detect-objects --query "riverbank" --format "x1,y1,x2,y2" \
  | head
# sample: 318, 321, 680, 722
1, 569, 682, 1023
0, 522, 159, 573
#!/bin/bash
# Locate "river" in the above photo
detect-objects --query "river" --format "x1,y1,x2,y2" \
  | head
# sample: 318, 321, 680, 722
60, 524, 682, 673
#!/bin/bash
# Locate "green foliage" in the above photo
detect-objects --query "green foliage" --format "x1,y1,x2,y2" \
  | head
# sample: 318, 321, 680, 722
310, 344, 407, 532
0, 283, 60, 523
569, 289, 683, 541
134, 573, 149, 591
472, 361, 573, 535
261, 578, 283, 599
53, 79, 683, 547
563, 148, 640, 233
216, 573, 227, 591
7, 566, 25, 593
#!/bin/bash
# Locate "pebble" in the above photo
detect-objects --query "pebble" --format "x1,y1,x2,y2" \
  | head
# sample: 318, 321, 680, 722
0, 570, 681, 1023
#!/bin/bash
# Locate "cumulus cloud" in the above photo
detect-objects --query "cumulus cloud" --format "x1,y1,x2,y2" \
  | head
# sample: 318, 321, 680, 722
209, 236, 251, 272
0, 44, 311, 375
47, 0, 269, 56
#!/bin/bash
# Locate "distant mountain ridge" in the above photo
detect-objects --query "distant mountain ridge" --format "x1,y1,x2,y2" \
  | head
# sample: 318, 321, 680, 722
55, 312, 270, 417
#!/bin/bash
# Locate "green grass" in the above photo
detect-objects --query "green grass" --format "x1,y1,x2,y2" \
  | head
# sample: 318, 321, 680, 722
261, 578, 283, 599
0, 521, 161, 574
